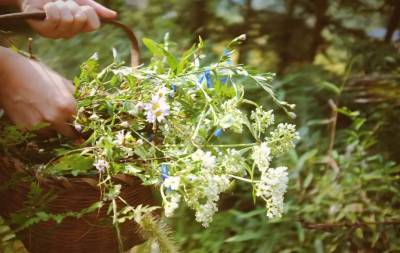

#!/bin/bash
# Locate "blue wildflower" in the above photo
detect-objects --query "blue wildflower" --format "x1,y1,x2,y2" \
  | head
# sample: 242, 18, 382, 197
205, 69, 213, 88
169, 84, 177, 98
172, 84, 177, 92
199, 69, 213, 88
220, 77, 228, 84
160, 164, 169, 180
214, 128, 223, 137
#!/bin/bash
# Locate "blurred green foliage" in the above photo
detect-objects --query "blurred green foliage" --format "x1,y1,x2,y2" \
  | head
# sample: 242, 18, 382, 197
2, 0, 400, 252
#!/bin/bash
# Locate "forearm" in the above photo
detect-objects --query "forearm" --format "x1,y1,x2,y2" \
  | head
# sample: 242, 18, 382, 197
0, 0, 19, 6
0, 46, 15, 79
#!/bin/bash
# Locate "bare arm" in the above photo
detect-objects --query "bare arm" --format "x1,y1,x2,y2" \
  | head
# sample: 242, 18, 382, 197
0, 46, 77, 138
0, 0, 117, 138
0, 0, 18, 6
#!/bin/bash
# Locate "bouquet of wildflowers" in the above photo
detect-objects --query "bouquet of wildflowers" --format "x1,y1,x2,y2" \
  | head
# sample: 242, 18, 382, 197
1, 35, 299, 228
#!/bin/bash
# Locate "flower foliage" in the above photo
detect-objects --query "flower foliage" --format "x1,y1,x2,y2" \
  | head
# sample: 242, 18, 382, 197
1, 36, 299, 228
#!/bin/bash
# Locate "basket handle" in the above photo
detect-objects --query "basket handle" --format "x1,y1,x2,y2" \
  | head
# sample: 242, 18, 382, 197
0, 11, 140, 67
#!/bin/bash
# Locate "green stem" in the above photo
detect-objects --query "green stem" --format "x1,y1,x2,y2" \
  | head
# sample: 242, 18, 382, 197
228, 174, 259, 183
112, 199, 124, 253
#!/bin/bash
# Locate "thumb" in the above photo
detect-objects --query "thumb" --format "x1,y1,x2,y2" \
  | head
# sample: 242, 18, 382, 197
75, 0, 117, 19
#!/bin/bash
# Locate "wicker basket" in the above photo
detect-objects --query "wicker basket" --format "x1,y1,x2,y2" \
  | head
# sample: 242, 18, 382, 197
0, 156, 156, 253
0, 12, 156, 253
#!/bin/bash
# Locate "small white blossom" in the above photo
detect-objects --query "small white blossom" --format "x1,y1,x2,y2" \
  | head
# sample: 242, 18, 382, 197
121, 147, 134, 156
113, 130, 131, 145
163, 176, 180, 190
203, 152, 216, 170
120, 121, 130, 128
144, 94, 170, 123
73, 123, 83, 132
157, 86, 169, 97
192, 149, 216, 170
164, 193, 181, 217
114, 131, 125, 145
252, 142, 271, 172
89, 112, 99, 120
94, 159, 109, 173
256, 166, 288, 219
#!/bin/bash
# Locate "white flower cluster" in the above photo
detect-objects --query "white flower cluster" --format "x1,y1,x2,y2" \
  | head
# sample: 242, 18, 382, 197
221, 149, 245, 174
163, 176, 180, 190
164, 192, 181, 218
251, 107, 275, 134
269, 123, 300, 155
195, 201, 218, 227
256, 166, 289, 219
252, 142, 271, 171
218, 99, 245, 133
191, 149, 217, 170
195, 173, 230, 227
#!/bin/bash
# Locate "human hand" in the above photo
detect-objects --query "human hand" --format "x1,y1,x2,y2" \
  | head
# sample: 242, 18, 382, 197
0, 47, 77, 138
18, 0, 117, 38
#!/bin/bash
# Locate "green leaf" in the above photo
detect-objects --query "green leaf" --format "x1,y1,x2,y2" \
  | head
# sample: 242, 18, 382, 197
35, 211, 49, 222
318, 81, 341, 95
45, 154, 94, 176
143, 38, 178, 72
229, 209, 265, 219
295, 222, 305, 243
177, 44, 197, 74
143, 38, 164, 56
225, 231, 261, 243
314, 238, 324, 253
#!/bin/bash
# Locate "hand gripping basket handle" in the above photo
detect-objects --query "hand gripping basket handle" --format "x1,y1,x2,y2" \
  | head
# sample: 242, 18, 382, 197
0, 11, 140, 67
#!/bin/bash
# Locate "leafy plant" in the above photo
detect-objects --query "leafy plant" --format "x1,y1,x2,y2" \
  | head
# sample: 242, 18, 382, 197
0, 36, 299, 251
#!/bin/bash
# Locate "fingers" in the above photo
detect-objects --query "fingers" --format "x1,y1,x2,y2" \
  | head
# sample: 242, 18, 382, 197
55, 0, 75, 37
46, 97, 78, 139
80, 5, 100, 33
53, 121, 79, 139
30, 2, 61, 38
34, 0, 102, 39
64, 79, 76, 95
8, 107, 43, 131
76, 0, 117, 19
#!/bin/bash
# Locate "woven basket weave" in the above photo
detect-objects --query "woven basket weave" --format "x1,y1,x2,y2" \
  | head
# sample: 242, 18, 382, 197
0, 156, 156, 253
0, 12, 156, 253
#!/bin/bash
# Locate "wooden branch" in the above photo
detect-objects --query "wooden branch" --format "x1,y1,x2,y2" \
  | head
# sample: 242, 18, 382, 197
385, 1, 400, 43
302, 220, 400, 230
27, 37, 35, 60
327, 99, 337, 157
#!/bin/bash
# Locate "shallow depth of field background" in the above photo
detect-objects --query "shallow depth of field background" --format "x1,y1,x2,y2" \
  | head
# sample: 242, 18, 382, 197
2, 0, 400, 252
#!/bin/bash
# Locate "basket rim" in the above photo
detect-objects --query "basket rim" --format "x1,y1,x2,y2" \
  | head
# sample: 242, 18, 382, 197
0, 156, 148, 190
